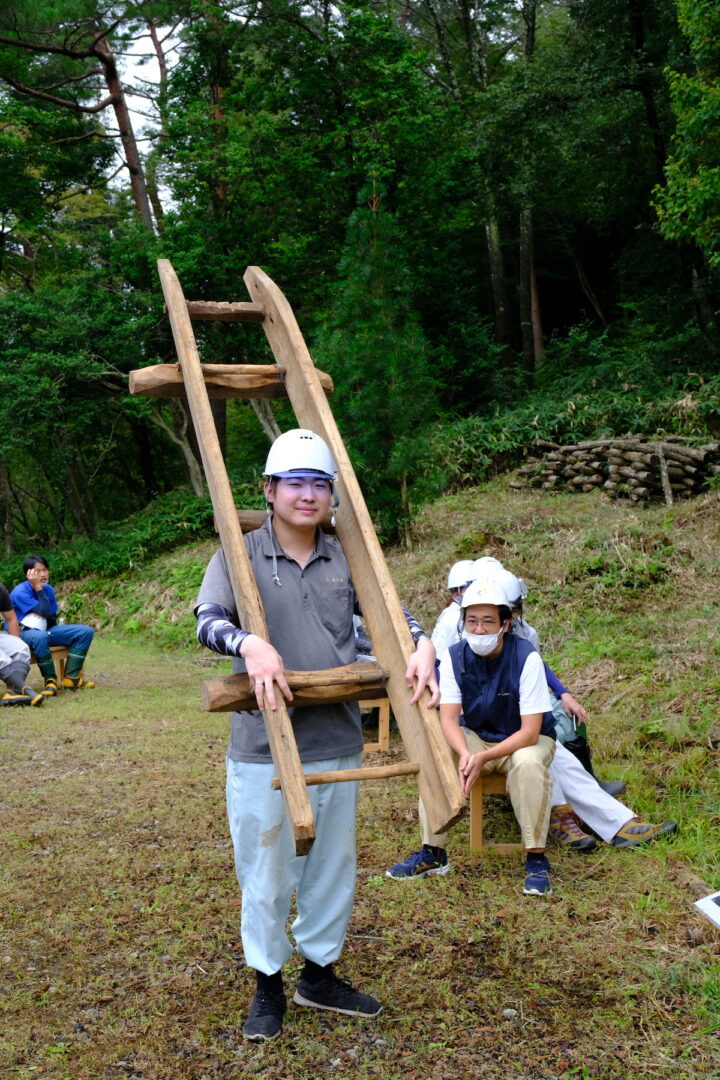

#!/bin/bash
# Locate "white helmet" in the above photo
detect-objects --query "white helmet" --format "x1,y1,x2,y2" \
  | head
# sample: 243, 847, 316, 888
494, 568, 524, 607
263, 429, 337, 482
470, 556, 504, 581
461, 575, 512, 610
447, 560, 475, 590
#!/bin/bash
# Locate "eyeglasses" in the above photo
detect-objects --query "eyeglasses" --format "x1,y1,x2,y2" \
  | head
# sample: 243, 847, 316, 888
464, 616, 501, 632
278, 477, 331, 493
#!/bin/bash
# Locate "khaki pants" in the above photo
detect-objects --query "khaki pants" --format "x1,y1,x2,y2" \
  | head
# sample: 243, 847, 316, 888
420, 731, 556, 851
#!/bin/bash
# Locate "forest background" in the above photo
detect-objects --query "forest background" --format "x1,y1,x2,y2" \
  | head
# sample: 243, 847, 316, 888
0, 0, 719, 572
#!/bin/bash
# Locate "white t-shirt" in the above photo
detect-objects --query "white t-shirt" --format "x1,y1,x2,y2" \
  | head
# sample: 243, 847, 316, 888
431, 603, 463, 657
439, 640, 552, 715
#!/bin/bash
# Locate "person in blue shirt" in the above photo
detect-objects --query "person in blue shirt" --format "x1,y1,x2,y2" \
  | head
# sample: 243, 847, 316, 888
10, 555, 95, 696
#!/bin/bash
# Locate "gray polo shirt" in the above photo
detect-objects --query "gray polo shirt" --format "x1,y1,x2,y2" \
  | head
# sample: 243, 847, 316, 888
197, 519, 362, 763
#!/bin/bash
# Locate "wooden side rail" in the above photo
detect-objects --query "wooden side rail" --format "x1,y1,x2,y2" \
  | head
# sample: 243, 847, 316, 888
158, 259, 316, 855
244, 264, 465, 839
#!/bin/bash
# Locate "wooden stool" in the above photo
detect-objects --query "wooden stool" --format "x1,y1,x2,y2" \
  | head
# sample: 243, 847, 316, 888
30, 645, 70, 683
469, 772, 523, 853
361, 698, 391, 753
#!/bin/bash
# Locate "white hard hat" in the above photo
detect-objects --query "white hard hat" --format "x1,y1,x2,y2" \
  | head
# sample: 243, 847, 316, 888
461, 575, 512, 610
470, 556, 504, 581
494, 568, 524, 606
263, 429, 337, 481
447, 560, 475, 590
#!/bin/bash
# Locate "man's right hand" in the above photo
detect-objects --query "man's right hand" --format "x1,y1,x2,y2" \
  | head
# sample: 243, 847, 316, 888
239, 634, 293, 711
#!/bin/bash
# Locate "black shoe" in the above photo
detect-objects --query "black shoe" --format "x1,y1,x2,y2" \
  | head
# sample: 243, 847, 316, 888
22, 686, 44, 707
598, 779, 627, 797
1, 690, 31, 706
242, 987, 287, 1042
293, 969, 382, 1016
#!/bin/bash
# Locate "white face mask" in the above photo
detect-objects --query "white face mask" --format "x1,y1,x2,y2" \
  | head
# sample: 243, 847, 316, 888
463, 628, 504, 656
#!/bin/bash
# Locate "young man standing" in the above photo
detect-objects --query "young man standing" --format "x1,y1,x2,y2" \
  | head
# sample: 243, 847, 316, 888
196, 429, 437, 1042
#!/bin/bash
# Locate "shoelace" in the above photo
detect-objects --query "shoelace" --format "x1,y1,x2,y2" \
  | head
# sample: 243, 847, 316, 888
554, 810, 588, 839
252, 988, 284, 1013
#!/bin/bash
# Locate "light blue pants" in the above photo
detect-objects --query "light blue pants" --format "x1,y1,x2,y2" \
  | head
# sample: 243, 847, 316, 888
226, 752, 361, 975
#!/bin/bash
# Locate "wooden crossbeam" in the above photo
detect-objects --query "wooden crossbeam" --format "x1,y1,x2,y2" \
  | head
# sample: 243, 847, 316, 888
272, 762, 420, 789
129, 362, 333, 400
186, 300, 265, 322
234, 509, 334, 534
244, 265, 465, 837
202, 661, 387, 712
156, 259, 316, 855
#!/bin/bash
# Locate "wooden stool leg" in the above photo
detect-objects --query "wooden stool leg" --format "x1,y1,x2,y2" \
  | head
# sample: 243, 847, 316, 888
469, 783, 483, 851
377, 700, 390, 752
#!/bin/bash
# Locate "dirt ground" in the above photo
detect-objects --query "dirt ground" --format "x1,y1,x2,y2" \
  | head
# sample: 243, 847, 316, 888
2, 635, 719, 1079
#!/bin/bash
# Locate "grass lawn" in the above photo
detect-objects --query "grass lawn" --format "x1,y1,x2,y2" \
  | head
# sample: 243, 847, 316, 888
2, 484, 720, 1078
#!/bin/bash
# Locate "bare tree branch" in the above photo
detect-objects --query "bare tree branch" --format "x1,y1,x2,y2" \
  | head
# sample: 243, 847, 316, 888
2, 73, 116, 112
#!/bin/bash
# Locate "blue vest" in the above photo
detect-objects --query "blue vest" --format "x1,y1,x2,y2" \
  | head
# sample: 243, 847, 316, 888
448, 633, 555, 743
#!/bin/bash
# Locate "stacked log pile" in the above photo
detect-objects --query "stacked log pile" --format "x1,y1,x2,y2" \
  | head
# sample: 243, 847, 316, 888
512, 438, 720, 504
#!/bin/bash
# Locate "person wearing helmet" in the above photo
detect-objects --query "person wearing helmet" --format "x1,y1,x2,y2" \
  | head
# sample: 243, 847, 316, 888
388, 562, 677, 877
195, 428, 437, 1042
438, 575, 557, 896
430, 560, 475, 659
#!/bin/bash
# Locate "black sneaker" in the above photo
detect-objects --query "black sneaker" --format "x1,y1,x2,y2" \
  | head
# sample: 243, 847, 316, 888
1, 690, 31, 706
293, 970, 382, 1017
242, 987, 287, 1042
22, 686, 44, 707
598, 779, 627, 797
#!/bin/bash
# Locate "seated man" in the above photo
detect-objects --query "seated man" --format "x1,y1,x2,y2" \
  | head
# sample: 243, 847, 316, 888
11, 555, 95, 695
0, 583, 43, 706
388, 571, 677, 879
437, 575, 556, 896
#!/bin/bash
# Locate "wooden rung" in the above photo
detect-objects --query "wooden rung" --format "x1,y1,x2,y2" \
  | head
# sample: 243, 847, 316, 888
129, 362, 333, 400
272, 761, 419, 789
185, 300, 266, 322
234, 509, 335, 534
202, 660, 387, 712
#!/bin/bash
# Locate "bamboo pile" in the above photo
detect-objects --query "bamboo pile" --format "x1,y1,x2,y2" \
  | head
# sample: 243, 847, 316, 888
512, 437, 720, 504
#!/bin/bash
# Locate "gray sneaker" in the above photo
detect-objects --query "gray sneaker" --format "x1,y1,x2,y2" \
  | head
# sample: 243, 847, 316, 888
598, 779, 627, 797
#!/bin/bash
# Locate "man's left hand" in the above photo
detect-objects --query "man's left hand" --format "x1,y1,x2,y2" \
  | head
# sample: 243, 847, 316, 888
560, 691, 587, 724
405, 635, 439, 707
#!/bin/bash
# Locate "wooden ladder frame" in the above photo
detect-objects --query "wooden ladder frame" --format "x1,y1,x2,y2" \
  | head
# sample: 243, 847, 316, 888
130, 259, 464, 854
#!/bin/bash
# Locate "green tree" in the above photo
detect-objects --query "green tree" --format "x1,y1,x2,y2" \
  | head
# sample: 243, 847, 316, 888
316, 198, 440, 539
654, 0, 720, 270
